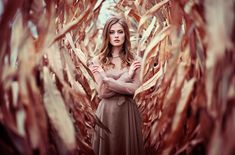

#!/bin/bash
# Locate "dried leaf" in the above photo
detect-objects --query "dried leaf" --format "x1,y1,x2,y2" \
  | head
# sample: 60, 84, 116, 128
135, 66, 163, 98
140, 25, 173, 81
51, 4, 93, 45
43, 67, 76, 151
65, 33, 87, 65
138, 0, 170, 31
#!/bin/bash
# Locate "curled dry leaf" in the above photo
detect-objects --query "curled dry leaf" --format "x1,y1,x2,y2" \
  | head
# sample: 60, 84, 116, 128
138, 0, 170, 31
135, 66, 163, 98
205, 0, 234, 110
140, 25, 173, 82
51, 3, 93, 45
43, 67, 76, 152
1, 0, 235, 154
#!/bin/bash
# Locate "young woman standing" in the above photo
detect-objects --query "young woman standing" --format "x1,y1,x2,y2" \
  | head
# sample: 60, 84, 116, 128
89, 17, 145, 155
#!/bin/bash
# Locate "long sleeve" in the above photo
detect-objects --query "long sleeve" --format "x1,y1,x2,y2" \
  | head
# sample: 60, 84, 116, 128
88, 58, 116, 99
91, 70, 118, 99
98, 70, 133, 98
97, 81, 116, 98
89, 57, 141, 98
106, 67, 141, 95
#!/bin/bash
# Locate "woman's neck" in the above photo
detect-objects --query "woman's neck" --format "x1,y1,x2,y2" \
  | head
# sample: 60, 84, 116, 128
111, 46, 122, 57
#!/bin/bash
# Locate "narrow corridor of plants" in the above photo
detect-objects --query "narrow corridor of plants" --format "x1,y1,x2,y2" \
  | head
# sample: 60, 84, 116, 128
0, 0, 234, 155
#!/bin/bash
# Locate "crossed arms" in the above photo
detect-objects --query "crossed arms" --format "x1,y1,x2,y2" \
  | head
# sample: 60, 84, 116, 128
88, 59, 141, 99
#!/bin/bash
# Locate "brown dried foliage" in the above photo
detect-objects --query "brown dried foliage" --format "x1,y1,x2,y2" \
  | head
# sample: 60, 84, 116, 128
0, 0, 234, 155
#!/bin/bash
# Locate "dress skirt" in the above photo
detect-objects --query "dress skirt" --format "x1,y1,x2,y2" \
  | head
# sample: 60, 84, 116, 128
92, 95, 145, 155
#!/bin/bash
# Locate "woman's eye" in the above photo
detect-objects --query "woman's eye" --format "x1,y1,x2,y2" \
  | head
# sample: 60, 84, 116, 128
109, 31, 114, 34
118, 30, 124, 34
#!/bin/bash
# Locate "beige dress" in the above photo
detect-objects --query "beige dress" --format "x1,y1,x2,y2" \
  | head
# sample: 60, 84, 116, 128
92, 67, 145, 155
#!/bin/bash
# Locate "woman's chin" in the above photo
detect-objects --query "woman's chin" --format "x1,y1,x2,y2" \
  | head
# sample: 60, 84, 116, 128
111, 43, 123, 47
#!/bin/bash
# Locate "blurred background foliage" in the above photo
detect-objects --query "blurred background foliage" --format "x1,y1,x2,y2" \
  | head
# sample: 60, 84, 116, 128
0, 0, 234, 155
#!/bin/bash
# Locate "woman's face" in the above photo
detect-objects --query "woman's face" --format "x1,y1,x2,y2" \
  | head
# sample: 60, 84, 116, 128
109, 23, 125, 47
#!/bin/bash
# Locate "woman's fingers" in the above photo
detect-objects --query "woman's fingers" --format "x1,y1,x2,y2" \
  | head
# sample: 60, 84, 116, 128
91, 66, 101, 73
129, 61, 141, 78
130, 61, 140, 70
131, 61, 141, 68
133, 62, 141, 70
91, 69, 98, 73
133, 60, 141, 65
90, 65, 99, 70
90, 65, 104, 74
133, 62, 141, 66
134, 66, 140, 70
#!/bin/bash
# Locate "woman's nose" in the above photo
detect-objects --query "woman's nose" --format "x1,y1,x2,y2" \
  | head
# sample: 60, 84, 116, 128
114, 32, 119, 37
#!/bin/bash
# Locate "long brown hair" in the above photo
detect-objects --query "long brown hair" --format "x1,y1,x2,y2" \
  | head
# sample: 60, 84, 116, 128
98, 17, 134, 69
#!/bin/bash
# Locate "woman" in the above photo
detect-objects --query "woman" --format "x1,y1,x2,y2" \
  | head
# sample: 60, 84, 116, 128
89, 17, 145, 155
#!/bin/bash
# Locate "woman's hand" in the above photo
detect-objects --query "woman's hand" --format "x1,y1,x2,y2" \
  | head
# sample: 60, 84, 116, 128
128, 60, 141, 79
89, 64, 109, 85
89, 64, 105, 75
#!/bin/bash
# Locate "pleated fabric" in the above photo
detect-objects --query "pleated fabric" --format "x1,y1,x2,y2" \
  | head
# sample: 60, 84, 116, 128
92, 94, 145, 155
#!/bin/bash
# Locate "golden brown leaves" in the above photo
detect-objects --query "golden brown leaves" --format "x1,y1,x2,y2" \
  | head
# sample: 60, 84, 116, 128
43, 66, 76, 151
0, 0, 235, 155
135, 0, 235, 154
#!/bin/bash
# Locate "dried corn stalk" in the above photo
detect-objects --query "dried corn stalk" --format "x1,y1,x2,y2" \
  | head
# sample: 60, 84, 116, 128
0, 0, 234, 155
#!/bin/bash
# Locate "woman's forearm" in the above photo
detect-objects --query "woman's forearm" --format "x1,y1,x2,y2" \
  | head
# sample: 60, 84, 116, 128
106, 78, 139, 95
97, 81, 116, 98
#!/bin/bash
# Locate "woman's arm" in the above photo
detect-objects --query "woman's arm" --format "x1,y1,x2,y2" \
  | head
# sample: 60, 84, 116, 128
88, 59, 116, 98
97, 80, 116, 98
103, 66, 141, 95
89, 58, 142, 96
